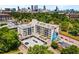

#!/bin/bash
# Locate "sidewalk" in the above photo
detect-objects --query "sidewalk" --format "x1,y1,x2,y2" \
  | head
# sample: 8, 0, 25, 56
48, 47, 60, 54
18, 44, 28, 54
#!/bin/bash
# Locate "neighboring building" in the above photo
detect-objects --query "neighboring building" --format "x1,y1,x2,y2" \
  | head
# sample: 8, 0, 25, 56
66, 13, 79, 19
17, 5, 50, 13
17, 6, 20, 11
0, 14, 12, 21
31, 5, 33, 11
5, 8, 11, 11
0, 8, 16, 14
0, 8, 12, 22
43, 5, 46, 10
54, 6, 59, 12
2, 11, 11, 14
1, 8, 12, 14
18, 19, 59, 41
33, 5, 38, 11
31, 5, 38, 11
20, 8, 27, 12
7, 20, 17, 29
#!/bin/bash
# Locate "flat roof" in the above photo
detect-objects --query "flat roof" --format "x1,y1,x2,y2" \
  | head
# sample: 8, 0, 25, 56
18, 23, 34, 29
0, 14, 10, 16
37, 21, 59, 29
18, 19, 59, 29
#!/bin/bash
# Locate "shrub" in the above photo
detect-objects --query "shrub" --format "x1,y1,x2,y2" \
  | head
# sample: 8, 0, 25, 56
61, 45, 79, 54
51, 41, 58, 49
27, 45, 53, 54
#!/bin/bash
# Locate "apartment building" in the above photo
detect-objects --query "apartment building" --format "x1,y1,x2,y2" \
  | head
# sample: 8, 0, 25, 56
18, 19, 59, 41
0, 14, 12, 21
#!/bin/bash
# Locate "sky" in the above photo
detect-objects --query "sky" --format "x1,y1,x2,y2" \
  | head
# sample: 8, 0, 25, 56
0, 5, 79, 11
0, 0, 79, 10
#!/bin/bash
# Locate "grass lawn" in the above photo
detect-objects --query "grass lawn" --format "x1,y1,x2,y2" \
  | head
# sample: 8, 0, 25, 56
60, 31, 79, 41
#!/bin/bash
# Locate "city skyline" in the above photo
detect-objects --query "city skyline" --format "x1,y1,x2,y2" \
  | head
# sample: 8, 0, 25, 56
0, 5, 79, 11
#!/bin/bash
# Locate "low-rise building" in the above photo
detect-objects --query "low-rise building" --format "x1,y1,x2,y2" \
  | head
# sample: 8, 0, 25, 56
0, 14, 12, 21
66, 13, 79, 19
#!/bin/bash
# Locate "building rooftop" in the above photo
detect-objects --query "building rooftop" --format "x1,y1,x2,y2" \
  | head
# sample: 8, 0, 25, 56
0, 14, 10, 16
37, 20, 59, 29
18, 23, 33, 29
18, 19, 59, 30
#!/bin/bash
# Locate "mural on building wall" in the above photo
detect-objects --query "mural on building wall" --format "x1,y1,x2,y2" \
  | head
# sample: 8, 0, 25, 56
51, 32, 58, 41
51, 28, 58, 41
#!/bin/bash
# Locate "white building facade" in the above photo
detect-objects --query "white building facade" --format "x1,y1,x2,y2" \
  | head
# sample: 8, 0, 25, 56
18, 19, 59, 41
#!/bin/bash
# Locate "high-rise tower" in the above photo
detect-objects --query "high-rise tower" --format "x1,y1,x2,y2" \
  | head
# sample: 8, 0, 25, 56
34, 5, 38, 11
31, 5, 33, 11
17, 6, 20, 11
55, 6, 59, 12
43, 5, 46, 10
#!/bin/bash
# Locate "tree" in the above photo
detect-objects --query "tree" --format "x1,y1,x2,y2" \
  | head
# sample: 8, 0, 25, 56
27, 45, 53, 54
51, 41, 58, 49
60, 21, 69, 32
0, 27, 20, 53
61, 45, 79, 54
10, 12, 79, 36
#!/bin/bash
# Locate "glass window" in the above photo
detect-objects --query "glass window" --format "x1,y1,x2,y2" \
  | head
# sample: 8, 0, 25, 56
28, 28, 32, 35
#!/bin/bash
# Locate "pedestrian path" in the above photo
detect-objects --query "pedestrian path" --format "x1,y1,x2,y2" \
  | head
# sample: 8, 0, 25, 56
18, 44, 28, 54
48, 47, 60, 54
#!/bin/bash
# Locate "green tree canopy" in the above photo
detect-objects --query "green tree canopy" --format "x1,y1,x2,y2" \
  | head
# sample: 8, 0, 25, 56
61, 45, 79, 54
0, 27, 20, 53
11, 12, 79, 36
51, 41, 58, 49
27, 45, 53, 54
